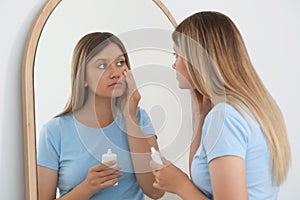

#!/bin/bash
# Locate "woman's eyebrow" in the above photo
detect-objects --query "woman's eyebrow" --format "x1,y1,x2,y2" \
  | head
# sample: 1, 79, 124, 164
95, 58, 108, 62
116, 55, 125, 58
94, 54, 125, 62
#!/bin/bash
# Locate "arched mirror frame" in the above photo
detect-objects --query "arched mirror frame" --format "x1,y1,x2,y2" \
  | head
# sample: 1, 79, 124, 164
22, 0, 177, 199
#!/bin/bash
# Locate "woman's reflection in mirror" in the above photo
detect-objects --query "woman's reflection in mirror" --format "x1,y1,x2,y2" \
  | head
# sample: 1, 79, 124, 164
37, 32, 164, 200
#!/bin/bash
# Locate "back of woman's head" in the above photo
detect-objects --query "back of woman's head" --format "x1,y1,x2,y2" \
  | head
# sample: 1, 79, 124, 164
172, 11, 253, 101
173, 11, 290, 185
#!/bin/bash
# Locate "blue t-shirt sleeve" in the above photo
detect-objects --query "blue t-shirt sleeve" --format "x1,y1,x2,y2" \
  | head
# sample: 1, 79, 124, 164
137, 107, 156, 136
202, 107, 248, 163
37, 124, 60, 171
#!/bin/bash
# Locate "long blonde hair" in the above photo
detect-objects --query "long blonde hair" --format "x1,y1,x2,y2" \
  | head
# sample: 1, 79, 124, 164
172, 11, 290, 185
56, 32, 131, 117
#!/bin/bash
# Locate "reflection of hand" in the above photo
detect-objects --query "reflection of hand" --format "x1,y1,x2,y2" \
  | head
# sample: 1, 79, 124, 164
84, 161, 122, 194
119, 69, 141, 120
150, 157, 191, 195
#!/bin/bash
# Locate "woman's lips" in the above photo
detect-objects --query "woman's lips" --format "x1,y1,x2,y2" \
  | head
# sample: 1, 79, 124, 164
108, 82, 123, 87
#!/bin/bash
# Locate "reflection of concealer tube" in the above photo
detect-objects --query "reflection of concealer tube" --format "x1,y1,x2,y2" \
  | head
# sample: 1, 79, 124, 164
151, 147, 163, 165
102, 149, 118, 186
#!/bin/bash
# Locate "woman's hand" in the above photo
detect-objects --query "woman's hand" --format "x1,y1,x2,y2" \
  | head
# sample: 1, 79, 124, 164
119, 69, 141, 120
84, 161, 122, 195
150, 157, 192, 195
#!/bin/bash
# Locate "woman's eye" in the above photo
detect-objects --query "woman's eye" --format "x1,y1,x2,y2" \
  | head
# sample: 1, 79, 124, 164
98, 63, 107, 69
173, 52, 178, 58
116, 60, 125, 67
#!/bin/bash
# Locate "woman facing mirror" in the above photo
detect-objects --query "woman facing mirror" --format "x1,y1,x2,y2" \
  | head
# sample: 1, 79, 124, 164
37, 32, 164, 200
150, 11, 291, 200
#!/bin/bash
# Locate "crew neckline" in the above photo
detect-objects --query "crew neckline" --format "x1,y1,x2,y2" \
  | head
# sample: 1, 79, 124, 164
71, 109, 120, 131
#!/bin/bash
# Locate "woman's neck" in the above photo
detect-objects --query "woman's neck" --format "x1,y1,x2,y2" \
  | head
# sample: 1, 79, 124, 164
74, 94, 118, 128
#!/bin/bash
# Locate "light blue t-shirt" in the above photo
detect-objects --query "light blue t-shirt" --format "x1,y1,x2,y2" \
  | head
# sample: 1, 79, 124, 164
191, 103, 278, 200
37, 107, 155, 200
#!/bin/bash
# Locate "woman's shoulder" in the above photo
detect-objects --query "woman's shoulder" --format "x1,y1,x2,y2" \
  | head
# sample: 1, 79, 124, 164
42, 113, 73, 131
136, 106, 146, 116
209, 102, 239, 115
209, 102, 253, 120
206, 102, 259, 131
135, 106, 153, 121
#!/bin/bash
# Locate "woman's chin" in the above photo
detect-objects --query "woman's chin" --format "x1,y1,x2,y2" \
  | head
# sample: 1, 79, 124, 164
178, 82, 191, 90
111, 92, 125, 98
111, 88, 126, 97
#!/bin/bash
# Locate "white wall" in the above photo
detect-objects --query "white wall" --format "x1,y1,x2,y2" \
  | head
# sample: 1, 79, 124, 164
0, 0, 299, 199
0, 0, 47, 198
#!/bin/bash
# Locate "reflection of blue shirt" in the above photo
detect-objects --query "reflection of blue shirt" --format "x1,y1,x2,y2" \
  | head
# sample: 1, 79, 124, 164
191, 103, 278, 200
37, 107, 155, 200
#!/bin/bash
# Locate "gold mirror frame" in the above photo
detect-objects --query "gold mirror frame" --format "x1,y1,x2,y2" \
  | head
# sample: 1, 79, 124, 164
22, 0, 176, 199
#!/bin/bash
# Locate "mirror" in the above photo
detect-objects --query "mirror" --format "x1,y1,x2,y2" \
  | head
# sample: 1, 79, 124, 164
23, 0, 193, 199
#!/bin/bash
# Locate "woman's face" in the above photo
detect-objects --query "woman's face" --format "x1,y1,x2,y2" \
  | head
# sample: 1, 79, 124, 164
85, 43, 128, 98
172, 45, 194, 89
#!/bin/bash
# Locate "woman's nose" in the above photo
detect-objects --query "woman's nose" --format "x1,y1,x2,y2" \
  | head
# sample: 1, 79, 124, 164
172, 62, 176, 69
110, 73, 120, 79
110, 70, 121, 79
110, 65, 125, 79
